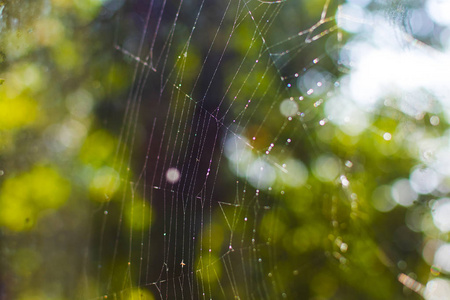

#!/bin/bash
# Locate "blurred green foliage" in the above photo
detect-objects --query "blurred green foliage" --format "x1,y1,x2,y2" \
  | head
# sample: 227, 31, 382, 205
0, 165, 70, 231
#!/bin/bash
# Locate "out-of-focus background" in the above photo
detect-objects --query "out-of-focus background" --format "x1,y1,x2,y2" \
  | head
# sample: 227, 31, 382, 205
1, 0, 450, 299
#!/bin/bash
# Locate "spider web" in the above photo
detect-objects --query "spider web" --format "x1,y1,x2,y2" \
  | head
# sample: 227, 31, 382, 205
2, 0, 450, 299
87, 0, 363, 299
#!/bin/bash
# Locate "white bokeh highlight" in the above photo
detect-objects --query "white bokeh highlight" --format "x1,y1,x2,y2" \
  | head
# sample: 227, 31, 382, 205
297, 68, 334, 98
248, 159, 276, 189
166, 168, 181, 184
391, 179, 418, 207
424, 278, 450, 300
410, 167, 441, 195
432, 198, 450, 232
279, 159, 308, 187
324, 96, 369, 136
337, 3, 366, 33
371, 185, 397, 212
434, 243, 450, 274
279, 99, 299, 117
426, 0, 450, 26
313, 155, 340, 182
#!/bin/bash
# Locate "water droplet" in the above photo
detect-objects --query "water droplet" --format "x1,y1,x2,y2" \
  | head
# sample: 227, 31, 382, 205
430, 265, 441, 276
383, 132, 392, 141
0, 170, 4, 176
430, 116, 440, 126
313, 99, 323, 107
340, 175, 350, 187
